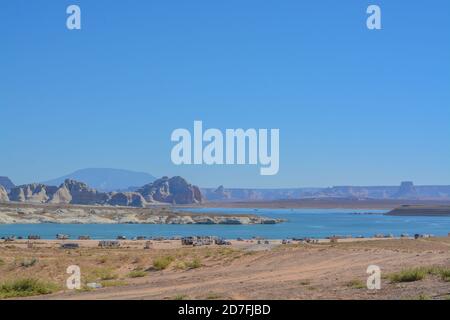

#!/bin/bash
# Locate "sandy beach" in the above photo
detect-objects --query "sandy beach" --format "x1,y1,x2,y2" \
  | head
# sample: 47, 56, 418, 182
1, 237, 449, 300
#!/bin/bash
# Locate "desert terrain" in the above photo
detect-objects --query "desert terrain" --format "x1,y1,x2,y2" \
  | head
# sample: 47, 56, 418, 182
0, 237, 449, 300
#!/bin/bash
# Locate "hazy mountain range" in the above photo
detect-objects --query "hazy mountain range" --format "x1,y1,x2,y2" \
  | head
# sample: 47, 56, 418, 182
201, 181, 450, 201
42, 168, 156, 192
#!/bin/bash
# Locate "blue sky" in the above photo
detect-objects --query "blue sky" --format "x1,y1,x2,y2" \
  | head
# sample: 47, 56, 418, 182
1, 0, 449, 188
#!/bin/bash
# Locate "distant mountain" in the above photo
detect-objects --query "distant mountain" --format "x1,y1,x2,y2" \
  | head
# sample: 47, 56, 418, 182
203, 182, 450, 202
42, 168, 156, 192
0, 176, 15, 191
202, 186, 315, 201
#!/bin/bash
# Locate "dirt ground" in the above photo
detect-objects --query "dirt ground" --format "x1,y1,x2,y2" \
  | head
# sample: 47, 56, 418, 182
1, 238, 449, 300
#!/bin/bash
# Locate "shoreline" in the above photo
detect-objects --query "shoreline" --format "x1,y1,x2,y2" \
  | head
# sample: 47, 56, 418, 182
0, 202, 283, 225
386, 205, 450, 217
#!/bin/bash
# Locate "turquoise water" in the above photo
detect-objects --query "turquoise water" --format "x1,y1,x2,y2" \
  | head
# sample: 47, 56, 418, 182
0, 208, 449, 240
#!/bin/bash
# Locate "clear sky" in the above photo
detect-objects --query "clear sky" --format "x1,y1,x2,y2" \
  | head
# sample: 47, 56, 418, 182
1, 0, 449, 188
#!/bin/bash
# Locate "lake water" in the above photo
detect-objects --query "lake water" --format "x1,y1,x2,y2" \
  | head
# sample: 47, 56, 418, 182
1, 208, 450, 240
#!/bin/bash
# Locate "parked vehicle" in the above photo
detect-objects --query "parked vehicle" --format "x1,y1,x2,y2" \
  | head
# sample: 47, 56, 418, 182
215, 238, 231, 246
182, 236, 216, 246
56, 234, 69, 240
60, 243, 80, 249
98, 240, 120, 248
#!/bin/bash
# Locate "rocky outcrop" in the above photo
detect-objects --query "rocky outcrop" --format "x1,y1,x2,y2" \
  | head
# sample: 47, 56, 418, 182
0, 177, 15, 191
137, 176, 203, 204
107, 192, 147, 207
48, 184, 72, 204
4, 177, 203, 207
57, 179, 109, 205
205, 185, 232, 201
394, 181, 418, 199
8, 180, 106, 205
9, 186, 26, 202
9, 184, 58, 203
192, 185, 203, 203
0, 186, 9, 202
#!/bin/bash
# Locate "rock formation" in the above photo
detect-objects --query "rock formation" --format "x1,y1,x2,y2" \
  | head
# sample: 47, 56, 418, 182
394, 181, 418, 199
4, 177, 203, 207
48, 184, 72, 204
137, 176, 203, 204
9, 184, 57, 203
0, 176, 15, 191
58, 179, 109, 205
0, 186, 9, 202
206, 185, 232, 201
107, 192, 147, 207
192, 185, 203, 204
